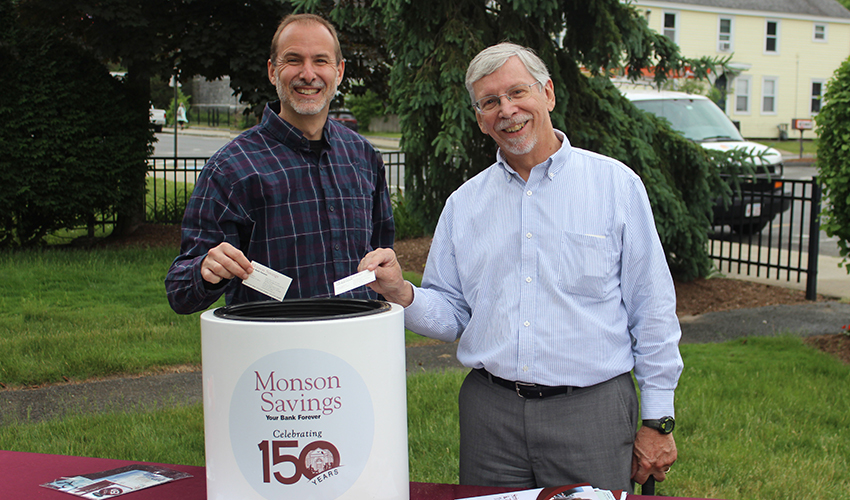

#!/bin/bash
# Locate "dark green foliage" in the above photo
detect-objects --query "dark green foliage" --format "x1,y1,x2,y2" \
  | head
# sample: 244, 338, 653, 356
373, 0, 722, 280
0, 3, 151, 247
815, 57, 850, 273
347, 89, 386, 132
390, 193, 427, 241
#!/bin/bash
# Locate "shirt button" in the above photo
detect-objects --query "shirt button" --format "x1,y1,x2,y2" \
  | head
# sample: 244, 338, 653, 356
526, 190, 533, 196
523, 321, 530, 327
548, 172, 555, 179
526, 232, 532, 239
334, 244, 340, 251
329, 206, 335, 212
525, 277, 532, 283
523, 366, 529, 372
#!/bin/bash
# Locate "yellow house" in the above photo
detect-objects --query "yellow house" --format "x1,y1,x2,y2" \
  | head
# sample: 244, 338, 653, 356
626, 0, 850, 139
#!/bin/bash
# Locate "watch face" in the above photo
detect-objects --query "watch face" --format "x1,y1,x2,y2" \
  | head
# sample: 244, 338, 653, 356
659, 416, 675, 433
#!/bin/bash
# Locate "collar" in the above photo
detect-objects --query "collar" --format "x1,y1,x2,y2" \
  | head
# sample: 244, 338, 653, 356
261, 101, 332, 153
496, 129, 571, 183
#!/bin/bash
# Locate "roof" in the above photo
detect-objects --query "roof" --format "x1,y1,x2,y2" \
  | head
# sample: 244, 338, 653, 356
654, 0, 850, 19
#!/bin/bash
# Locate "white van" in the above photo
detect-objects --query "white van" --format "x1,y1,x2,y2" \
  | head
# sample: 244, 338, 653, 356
622, 89, 790, 234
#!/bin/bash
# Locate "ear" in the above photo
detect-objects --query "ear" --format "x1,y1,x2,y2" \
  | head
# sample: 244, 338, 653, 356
267, 59, 276, 85
336, 59, 346, 85
475, 110, 488, 134
544, 80, 556, 112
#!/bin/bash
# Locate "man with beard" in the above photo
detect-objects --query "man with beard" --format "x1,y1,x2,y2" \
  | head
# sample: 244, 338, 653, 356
359, 43, 681, 491
166, 14, 393, 313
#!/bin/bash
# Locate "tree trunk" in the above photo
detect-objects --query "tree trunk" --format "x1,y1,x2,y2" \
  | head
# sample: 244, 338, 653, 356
112, 60, 153, 238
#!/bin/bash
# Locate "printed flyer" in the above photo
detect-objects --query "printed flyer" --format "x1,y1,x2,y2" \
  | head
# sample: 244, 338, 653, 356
40, 464, 192, 498
459, 483, 627, 500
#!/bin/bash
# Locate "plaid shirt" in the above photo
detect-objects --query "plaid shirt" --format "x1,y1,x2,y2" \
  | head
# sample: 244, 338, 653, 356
165, 102, 394, 314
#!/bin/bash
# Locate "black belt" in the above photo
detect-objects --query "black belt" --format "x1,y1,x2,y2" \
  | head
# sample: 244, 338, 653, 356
475, 368, 576, 399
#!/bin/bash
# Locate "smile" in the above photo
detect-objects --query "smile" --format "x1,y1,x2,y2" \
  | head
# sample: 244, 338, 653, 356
296, 88, 321, 95
503, 121, 526, 133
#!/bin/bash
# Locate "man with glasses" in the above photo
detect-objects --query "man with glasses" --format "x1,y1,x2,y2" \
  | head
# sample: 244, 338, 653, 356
359, 42, 681, 491
166, 14, 394, 313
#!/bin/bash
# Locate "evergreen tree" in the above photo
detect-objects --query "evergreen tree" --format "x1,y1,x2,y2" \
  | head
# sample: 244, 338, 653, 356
373, 0, 724, 280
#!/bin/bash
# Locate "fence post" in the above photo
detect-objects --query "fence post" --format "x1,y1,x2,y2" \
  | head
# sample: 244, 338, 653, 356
806, 177, 821, 300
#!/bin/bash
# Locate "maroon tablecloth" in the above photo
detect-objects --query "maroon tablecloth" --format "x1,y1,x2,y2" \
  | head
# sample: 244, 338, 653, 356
0, 450, 719, 500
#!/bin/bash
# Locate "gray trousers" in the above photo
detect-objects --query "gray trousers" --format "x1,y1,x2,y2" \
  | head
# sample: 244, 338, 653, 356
458, 369, 637, 491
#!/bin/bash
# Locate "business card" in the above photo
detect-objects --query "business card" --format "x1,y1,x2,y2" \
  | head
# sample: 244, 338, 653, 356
333, 270, 376, 296
242, 261, 292, 301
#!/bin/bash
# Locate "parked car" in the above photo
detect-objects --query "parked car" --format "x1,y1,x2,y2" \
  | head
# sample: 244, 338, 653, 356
328, 109, 358, 132
150, 105, 166, 132
623, 89, 791, 234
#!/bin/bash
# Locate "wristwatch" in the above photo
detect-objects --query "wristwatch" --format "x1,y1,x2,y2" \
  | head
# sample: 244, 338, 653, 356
642, 416, 675, 434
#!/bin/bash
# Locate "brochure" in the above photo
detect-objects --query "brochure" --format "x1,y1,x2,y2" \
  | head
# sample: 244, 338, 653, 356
459, 483, 627, 500
40, 464, 192, 499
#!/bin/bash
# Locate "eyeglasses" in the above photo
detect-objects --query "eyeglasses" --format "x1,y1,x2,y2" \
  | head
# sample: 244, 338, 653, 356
473, 82, 543, 114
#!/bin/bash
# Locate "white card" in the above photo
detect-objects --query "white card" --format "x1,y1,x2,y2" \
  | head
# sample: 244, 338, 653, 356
333, 270, 376, 296
242, 261, 292, 301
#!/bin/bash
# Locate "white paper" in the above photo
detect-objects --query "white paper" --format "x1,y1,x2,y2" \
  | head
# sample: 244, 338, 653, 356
242, 261, 292, 301
459, 484, 623, 500
333, 269, 376, 295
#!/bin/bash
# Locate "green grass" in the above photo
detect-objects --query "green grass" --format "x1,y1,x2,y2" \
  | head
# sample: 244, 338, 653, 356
0, 247, 210, 387
757, 138, 819, 156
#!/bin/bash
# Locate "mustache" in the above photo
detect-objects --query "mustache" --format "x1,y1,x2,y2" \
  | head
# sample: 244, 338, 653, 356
495, 113, 532, 131
290, 78, 326, 90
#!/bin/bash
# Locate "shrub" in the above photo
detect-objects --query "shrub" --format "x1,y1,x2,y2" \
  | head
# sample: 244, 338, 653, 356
0, 7, 150, 247
815, 57, 850, 273
347, 89, 386, 132
391, 193, 427, 241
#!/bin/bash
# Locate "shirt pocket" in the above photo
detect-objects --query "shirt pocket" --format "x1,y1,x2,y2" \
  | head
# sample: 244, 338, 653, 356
557, 231, 613, 299
335, 161, 373, 240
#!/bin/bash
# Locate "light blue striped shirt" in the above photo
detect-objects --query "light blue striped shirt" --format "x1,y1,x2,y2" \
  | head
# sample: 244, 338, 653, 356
405, 131, 683, 418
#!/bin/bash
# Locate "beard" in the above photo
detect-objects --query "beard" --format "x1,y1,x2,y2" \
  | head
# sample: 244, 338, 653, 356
495, 113, 537, 156
276, 77, 337, 116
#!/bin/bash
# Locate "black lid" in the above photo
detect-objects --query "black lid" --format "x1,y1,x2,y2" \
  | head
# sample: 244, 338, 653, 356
213, 298, 391, 322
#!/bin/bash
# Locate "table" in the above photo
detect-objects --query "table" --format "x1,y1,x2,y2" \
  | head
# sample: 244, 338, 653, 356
0, 450, 716, 499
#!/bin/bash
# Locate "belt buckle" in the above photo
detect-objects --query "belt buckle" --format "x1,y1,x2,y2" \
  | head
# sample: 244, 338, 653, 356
515, 381, 537, 398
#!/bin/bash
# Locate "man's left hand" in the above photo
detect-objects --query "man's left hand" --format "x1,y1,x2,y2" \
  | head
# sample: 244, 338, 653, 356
631, 425, 677, 485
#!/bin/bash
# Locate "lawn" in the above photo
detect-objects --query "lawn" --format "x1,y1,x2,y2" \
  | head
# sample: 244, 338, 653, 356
1, 246, 849, 499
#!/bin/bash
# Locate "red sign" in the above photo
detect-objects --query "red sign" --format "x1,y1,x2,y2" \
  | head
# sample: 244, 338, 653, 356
792, 118, 814, 130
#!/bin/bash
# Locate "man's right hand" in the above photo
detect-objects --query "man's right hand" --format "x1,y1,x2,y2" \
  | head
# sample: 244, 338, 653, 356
201, 242, 253, 285
358, 248, 414, 307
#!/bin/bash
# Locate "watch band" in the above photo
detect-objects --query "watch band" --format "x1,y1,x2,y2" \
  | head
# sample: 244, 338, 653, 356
642, 416, 675, 434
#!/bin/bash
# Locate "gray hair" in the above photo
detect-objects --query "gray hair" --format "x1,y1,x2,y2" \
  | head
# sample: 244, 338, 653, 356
465, 43, 551, 104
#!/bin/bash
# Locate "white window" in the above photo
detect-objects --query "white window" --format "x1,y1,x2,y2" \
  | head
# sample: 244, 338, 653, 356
813, 23, 827, 42
735, 76, 751, 114
811, 80, 825, 114
663, 11, 678, 43
765, 20, 780, 53
762, 77, 778, 114
718, 16, 734, 52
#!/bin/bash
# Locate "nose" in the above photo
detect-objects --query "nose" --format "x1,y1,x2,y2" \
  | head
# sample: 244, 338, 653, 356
300, 61, 318, 82
497, 94, 519, 117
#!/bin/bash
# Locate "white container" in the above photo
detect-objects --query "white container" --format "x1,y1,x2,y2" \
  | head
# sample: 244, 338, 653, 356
201, 298, 409, 500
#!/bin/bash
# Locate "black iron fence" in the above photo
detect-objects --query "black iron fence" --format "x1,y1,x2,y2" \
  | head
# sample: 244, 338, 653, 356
147, 156, 822, 299
707, 178, 821, 300
147, 157, 208, 223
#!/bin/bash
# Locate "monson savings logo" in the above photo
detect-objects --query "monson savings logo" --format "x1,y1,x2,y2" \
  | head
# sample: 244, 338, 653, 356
255, 370, 343, 417
228, 349, 375, 498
